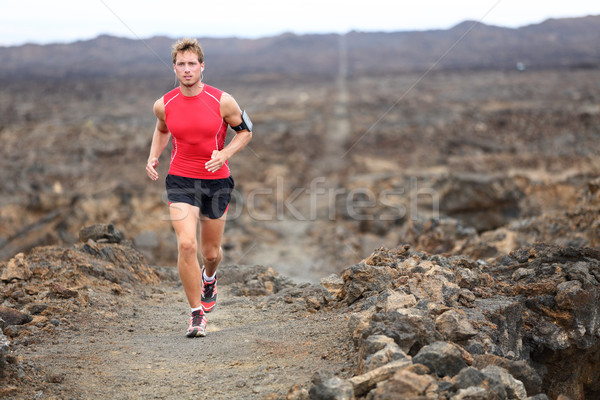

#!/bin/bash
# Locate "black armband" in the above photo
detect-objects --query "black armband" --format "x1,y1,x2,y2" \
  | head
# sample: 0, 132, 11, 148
231, 110, 253, 132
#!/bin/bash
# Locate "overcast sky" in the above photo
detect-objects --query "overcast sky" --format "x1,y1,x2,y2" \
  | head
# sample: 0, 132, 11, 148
1, 0, 599, 47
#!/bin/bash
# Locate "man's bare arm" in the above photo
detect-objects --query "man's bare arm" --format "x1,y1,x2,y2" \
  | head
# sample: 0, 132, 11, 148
146, 98, 171, 181
204, 93, 253, 173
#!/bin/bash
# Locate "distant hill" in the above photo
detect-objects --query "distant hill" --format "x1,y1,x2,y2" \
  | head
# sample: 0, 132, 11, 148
0, 15, 598, 80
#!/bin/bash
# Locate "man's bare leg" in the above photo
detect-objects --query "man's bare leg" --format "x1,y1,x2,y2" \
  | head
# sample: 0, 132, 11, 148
170, 202, 202, 308
200, 211, 227, 278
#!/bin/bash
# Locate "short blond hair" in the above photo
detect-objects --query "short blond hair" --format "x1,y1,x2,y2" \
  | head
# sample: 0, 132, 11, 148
171, 38, 204, 64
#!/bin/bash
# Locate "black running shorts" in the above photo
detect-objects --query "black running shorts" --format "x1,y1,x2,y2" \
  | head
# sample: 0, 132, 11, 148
165, 174, 235, 219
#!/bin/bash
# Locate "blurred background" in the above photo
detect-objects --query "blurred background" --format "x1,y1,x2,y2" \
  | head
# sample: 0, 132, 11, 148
1, 1, 599, 282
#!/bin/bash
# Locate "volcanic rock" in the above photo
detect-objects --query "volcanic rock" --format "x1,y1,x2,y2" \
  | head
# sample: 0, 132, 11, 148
327, 243, 600, 399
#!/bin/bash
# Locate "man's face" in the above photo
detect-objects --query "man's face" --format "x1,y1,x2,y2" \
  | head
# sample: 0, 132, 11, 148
174, 50, 204, 87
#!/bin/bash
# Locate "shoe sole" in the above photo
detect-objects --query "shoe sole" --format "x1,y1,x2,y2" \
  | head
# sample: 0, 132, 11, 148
202, 303, 216, 313
186, 328, 206, 337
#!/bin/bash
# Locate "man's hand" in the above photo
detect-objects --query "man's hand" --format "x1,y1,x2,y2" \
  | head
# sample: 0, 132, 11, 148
146, 158, 160, 180
205, 150, 227, 173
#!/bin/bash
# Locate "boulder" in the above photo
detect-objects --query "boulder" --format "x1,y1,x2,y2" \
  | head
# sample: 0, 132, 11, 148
412, 341, 468, 378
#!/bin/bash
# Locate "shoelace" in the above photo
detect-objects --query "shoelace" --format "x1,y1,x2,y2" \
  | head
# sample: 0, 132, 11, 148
191, 311, 204, 326
203, 280, 216, 297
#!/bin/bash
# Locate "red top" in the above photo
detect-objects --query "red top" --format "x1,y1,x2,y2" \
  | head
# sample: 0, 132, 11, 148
164, 85, 230, 179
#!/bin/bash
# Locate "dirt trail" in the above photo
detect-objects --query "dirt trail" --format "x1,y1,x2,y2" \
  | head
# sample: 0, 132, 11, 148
325, 33, 351, 159
15, 272, 354, 400
242, 33, 357, 284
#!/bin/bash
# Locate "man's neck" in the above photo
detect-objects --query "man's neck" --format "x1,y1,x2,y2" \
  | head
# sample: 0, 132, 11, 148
179, 82, 204, 97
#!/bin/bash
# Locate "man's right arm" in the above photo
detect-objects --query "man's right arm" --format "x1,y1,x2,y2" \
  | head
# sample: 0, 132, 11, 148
146, 98, 171, 181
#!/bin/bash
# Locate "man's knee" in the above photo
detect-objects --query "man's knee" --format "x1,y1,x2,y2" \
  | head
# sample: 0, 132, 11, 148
178, 238, 197, 255
202, 246, 221, 263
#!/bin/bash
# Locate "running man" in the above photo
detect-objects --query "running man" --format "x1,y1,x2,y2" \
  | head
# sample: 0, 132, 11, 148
145, 38, 253, 337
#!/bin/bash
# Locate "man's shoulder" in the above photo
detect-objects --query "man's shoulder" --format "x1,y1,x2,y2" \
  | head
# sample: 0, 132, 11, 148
163, 87, 181, 102
203, 84, 224, 98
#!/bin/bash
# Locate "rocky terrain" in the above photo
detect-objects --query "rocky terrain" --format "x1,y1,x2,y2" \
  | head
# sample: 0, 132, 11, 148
1, 14, 600, 400
1, 67, 598, 282
2, 229, 600, 399
0, 228, 356, 399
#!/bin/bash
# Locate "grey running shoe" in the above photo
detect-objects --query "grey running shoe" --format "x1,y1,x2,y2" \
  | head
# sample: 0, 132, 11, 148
186, 309, 207, 337
201, 267, 218, 313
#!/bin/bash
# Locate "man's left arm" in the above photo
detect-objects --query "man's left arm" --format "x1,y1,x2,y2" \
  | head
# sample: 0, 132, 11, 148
205, 93, 253, 173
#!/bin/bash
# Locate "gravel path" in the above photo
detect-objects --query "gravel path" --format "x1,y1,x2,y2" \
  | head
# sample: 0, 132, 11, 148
16, 279, 354, 400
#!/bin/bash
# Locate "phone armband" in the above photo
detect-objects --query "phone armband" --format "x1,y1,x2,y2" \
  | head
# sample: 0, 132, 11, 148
231, 110, 253, 132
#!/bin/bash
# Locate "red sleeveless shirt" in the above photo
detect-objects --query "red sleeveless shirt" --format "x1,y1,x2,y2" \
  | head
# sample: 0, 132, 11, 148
163, 85, 230, 179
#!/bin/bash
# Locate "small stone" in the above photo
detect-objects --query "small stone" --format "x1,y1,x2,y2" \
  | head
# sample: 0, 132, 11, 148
47, 374, 65, 383
368, 369, 434, 399
79, 223, 123, 243
1, 253, 32, 282
3, 325, 19, 338
452, 387, 489, 400
435, 309, 478, 341
48, 283, 78, 299
480, 365, 527, 400
306, 296, 321, 310
320, 274, 345, 299
0, 306, 32, 326
452, 367, 485, 389
111, 283, 123, 295
0, 329, 10, 357
286, 383, 309, 400
27, 303, 49, 315
377, 290, 417, 312
309, 374, 354, 400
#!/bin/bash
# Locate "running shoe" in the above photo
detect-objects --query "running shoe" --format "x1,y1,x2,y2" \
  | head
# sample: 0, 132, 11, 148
201, 267, 218, 313
186, 309, 207, 337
